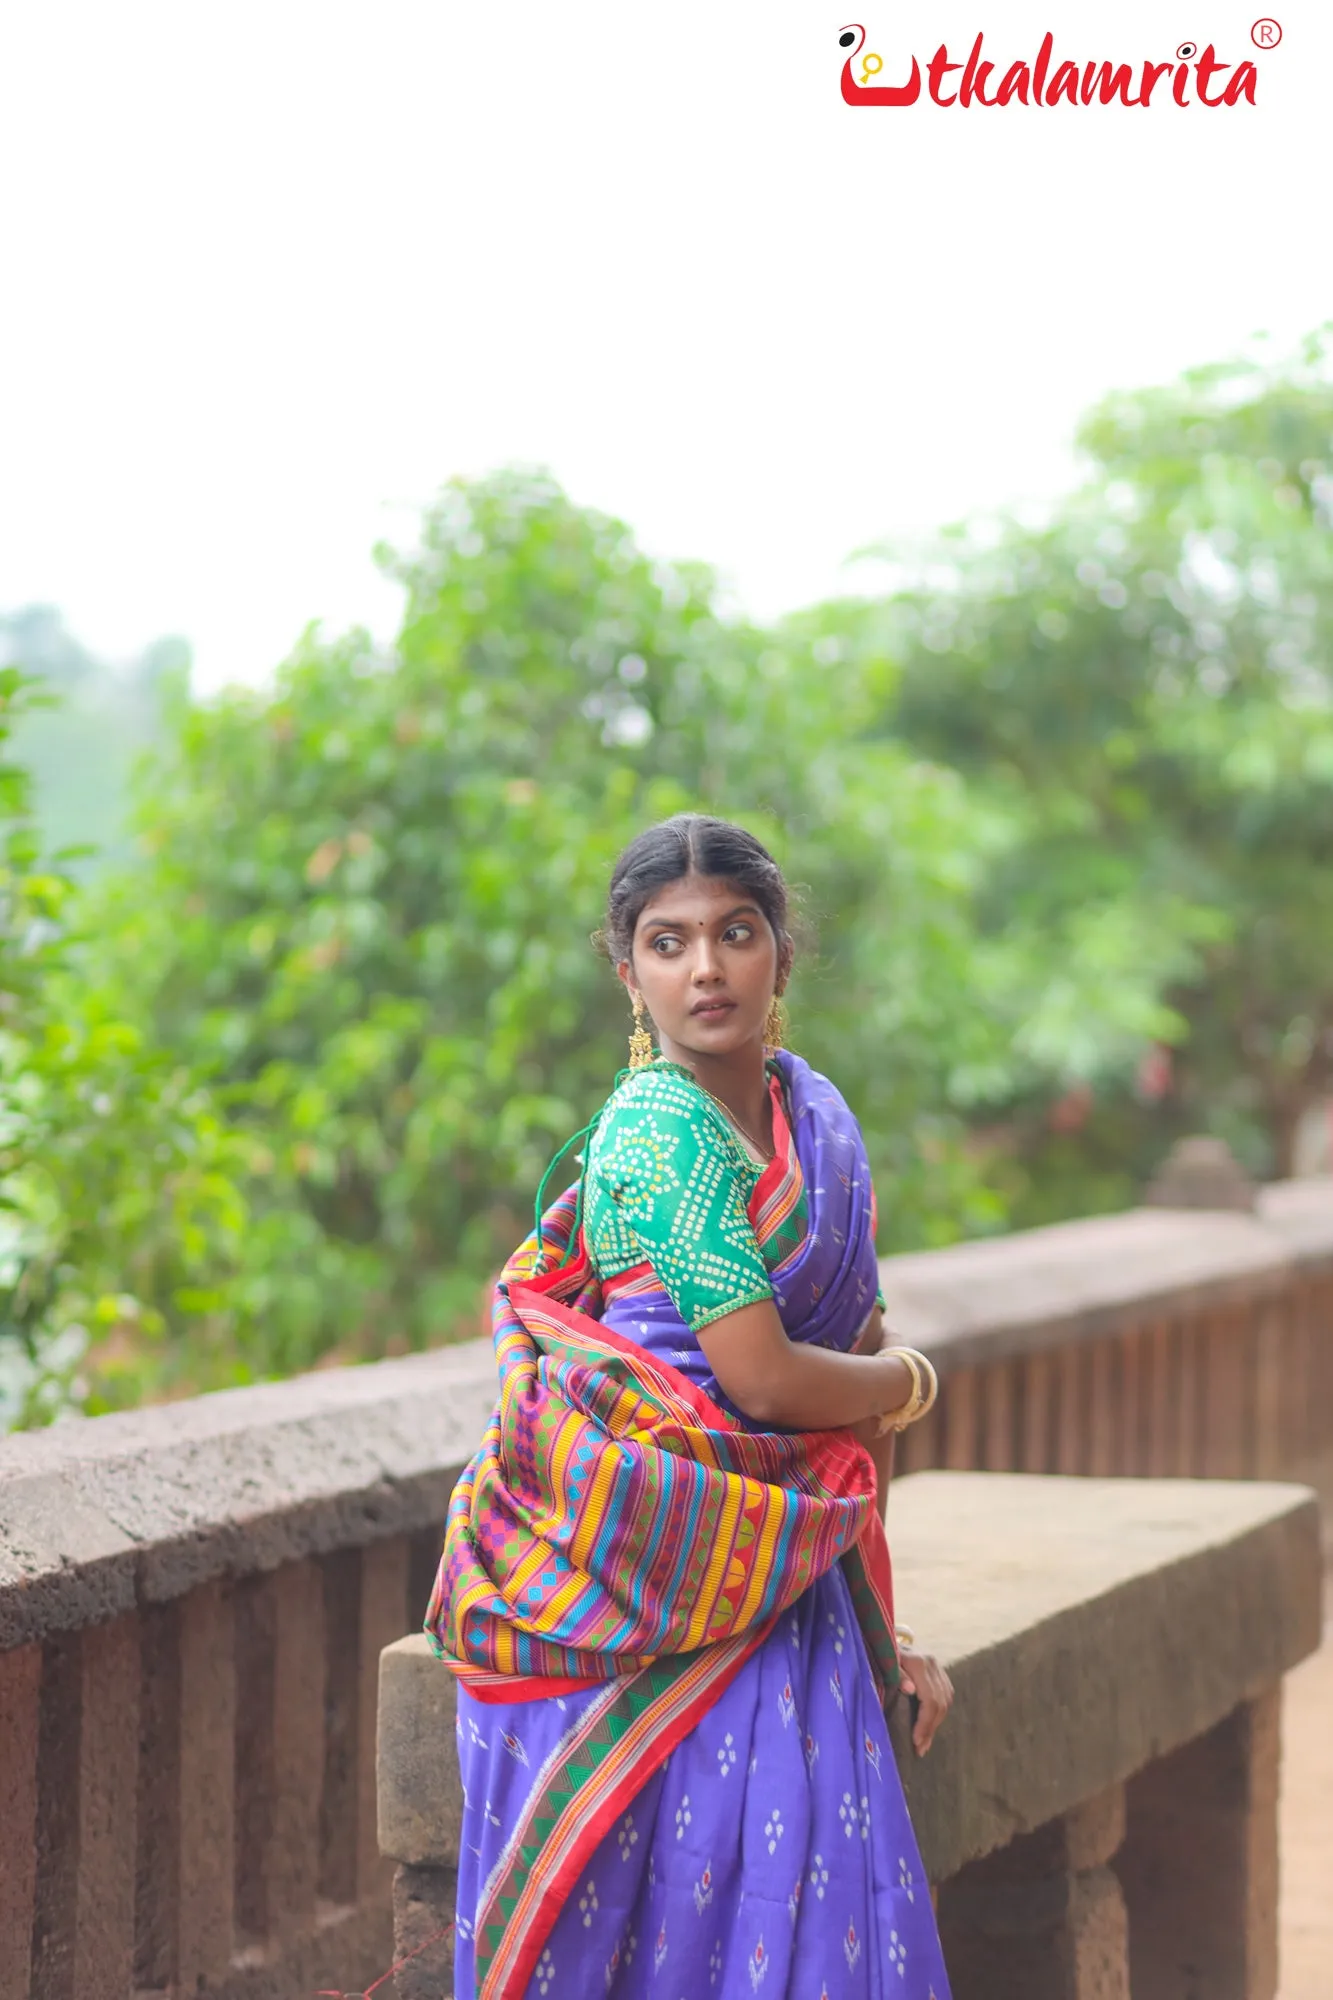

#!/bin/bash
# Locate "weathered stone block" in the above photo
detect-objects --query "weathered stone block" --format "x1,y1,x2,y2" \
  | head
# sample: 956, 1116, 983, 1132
234, 1560, 325, 1947
393, 1861, 455, 2000
30, 1614, 141, 2000
378, 1635, 462, 1868
1119, 1687, 1281, 2000
136, 1581, 236, 1989
938, 1785, 1129, 2000
0, 1643, 41, 1998
887, 1472, 1320, 1885
1146, 1136, 1258, 1213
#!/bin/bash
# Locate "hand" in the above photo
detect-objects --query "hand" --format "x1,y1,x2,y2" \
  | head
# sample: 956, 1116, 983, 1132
897, 1648, 953, 1757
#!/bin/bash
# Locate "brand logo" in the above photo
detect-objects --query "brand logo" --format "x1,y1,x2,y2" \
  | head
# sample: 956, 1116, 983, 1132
838, 21, 1274, 107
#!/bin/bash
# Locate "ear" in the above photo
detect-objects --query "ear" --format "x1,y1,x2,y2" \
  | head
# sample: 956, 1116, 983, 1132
616, 959, 638, 1003
775, 936, 795, 996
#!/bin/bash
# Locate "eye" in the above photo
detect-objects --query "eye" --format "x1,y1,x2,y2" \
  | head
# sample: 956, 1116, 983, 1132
650, 934, 684, 956
838, 30, 857, 49
723, 922, 756, 944
1176, 41, 1197, 58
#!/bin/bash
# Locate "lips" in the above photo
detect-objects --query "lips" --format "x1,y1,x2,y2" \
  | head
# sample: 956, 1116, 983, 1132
690, 1000, 736, 1018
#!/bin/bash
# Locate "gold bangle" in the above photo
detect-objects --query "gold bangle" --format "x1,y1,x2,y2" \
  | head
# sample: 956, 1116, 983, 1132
874, 1346, 939, 1435
894, 1623, 916, 1651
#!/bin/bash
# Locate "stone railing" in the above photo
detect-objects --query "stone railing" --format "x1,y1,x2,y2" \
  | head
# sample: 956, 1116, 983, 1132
1, 1162, 1330, 1996
887, 1175, 1333, 1506
377, 1471, 1323, 2000
0, 1349, 497, 2000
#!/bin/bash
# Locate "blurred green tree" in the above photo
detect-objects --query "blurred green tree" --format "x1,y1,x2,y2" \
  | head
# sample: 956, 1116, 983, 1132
0, 665, 248, 1426
806, 328, 1333, 1209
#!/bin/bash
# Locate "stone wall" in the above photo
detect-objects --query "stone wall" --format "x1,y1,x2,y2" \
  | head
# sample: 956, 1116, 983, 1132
886, 1179, 1333, 1507
1, 1169, 1330, 1996
0, 1346, 497, 1999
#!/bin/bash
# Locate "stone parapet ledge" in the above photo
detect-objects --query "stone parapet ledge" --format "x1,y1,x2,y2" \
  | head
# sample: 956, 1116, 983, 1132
876, 1177, 1333, 1375
377, 1472, 1323, 2000
882, 1472, 1320, 1879
0, 1341, 497, 1651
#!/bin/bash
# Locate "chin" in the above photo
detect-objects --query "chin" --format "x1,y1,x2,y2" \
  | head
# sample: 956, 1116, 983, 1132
675, 1020, 760, 1058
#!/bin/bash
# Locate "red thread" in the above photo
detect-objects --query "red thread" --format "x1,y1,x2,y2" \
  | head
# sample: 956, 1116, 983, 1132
314, 1920, 455, 1999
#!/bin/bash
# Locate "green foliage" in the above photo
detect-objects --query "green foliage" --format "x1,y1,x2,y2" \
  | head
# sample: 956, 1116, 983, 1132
808, 326, 1333, 1207
0, 668, 248, 1427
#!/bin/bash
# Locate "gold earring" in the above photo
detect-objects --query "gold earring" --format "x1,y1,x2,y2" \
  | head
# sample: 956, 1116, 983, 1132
628, 993, 655, 1070
764, 995, 786, 1050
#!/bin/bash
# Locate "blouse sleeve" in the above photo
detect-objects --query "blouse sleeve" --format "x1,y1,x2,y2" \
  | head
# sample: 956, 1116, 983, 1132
586, 1069, 774, 1332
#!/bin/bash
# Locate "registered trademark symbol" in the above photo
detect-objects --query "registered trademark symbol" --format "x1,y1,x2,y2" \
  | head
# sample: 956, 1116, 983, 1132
1251, 17, 1282, 46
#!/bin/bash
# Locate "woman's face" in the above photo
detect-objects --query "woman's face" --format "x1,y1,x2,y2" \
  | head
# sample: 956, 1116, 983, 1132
618, 872, 786, 1064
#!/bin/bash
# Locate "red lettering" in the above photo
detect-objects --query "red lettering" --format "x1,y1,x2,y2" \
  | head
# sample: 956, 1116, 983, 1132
1045, 59, 1079, 105
1195, 44, 1230, 105
874, 32, 1256, 114
927, 42, 962, 106
1224, 61, 1257, 103
1139, 60, 1173, 105
959, 33, 998, 105
1093, 61, 1139, 105
1033, 31, 1053, 104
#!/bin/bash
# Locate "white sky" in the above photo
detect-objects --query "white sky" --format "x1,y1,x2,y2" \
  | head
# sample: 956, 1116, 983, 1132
1, 1, 1328, 692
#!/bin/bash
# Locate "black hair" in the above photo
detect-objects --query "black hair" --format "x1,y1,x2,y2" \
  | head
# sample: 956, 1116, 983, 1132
596, 813, 793, 967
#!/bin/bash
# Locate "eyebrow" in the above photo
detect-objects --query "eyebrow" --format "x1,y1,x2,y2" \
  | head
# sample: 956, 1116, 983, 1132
640, 903, 763, 931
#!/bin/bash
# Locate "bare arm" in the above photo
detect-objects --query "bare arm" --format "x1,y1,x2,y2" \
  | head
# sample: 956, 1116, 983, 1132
852, 1305, 896, 1509
694, 1297, 913, 1431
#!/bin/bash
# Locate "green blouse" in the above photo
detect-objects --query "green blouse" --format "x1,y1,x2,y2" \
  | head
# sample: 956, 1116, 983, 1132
583, 1064, 781, 1332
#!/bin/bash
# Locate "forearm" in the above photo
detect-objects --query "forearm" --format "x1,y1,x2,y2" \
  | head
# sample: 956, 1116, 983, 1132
853, 1305, 895, 1507
696, 1299, 913, 1430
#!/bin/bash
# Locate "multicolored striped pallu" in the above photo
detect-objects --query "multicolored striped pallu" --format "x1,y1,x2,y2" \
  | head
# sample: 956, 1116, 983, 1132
427, 1203, 899, 1696
427, 1054, 910, 1999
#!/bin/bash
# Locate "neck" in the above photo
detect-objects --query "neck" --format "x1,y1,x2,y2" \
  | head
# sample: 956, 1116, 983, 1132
656, 1036, 772, 1135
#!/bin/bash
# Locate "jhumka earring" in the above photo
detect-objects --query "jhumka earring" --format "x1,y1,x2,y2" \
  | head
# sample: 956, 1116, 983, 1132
764, 994, 786, 1050
628, 993, 655, 1070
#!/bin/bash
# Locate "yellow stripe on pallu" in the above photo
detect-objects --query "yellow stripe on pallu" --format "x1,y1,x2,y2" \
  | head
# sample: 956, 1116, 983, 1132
499, 1540, 556, 1609
454, 1577, 499, 1624
733, 1481, 788, 1634
530, 1568, 595, 1635
569, 1449, 621, 1570
682, 1475, 744, 1649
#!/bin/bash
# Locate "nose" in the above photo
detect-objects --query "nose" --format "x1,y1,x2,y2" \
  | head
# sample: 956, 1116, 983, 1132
691, 935, 724, 983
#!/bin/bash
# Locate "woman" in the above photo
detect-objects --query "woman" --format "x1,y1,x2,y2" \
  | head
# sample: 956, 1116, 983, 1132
428, 814, 954, 1999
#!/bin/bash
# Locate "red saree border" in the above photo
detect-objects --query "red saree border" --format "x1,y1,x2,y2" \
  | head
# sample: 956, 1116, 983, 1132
474, 1617, 774, 2000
